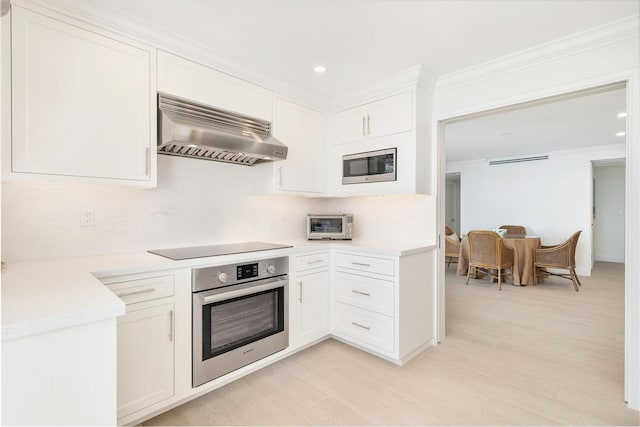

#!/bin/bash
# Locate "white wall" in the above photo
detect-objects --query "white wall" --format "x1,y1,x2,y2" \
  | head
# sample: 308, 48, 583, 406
1, 155, 434, 262
323, 194, 435, 245
594, 164, 625, 262
446, 145, 625, 276
1, 156, 321, 262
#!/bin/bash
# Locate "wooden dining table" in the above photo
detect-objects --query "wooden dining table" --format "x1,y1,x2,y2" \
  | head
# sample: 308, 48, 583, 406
456, 235, 543, 285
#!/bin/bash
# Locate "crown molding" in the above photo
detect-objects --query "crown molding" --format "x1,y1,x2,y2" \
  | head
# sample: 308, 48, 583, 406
10, 0, 330, 110
436, 14, 640, 94
8, 1, 638, 113
329, 64, 436, 111
551, 143, 626, 158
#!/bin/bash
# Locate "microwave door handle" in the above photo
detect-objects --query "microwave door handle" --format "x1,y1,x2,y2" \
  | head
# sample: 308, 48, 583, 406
200, 278, 286, 304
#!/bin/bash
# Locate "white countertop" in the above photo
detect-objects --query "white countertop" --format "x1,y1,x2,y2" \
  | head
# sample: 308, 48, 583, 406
282, 239, 434, 257
1, 240, 434, 341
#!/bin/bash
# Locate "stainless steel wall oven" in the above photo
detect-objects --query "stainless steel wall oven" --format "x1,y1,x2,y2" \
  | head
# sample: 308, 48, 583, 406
192, 256, 288, 387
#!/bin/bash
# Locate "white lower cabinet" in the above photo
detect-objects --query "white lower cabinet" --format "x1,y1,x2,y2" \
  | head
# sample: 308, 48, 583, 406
334, 302, 394, 353
94, 248, 432, 425
335, 271, 395, 316
117, 302, 174, 418
103, 275, 176, 421
332, 250, 433, 364
291, 252, 330, 348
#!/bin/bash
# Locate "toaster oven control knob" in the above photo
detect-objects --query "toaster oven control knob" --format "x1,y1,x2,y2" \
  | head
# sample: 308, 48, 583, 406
266, 264, 276, 274
217, 272, 228, 283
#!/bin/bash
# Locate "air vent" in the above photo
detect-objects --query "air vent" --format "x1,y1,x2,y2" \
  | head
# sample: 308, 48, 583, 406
157, 143, 258, 165
488, 155, 549, 166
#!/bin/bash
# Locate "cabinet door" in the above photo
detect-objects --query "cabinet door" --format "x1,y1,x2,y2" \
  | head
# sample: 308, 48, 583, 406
367, 92, 413, 139
296, 270, 330, 346
331, 104, 368, 145
157, 51, 273, 121
117, 303, 174, 419
11, 7, 153, 183
273, 98, 324, 193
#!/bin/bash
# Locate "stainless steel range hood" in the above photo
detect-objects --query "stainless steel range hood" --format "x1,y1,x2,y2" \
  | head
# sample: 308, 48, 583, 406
158, 94, 287, 166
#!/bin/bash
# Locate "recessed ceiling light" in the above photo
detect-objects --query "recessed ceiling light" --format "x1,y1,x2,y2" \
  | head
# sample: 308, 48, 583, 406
616, 131, 626, 137
314, 65, 326, 74
618, 112, 627, 118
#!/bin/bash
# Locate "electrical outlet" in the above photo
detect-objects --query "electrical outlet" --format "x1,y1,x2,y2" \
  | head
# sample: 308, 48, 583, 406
81, 210, 94, 227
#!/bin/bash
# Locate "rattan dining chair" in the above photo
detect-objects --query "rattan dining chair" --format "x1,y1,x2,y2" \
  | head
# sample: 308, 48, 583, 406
533, 230, 582, 291
445, 234, 461, 268
466, 230, 514, 290
445, 225, 454, 236
499, 225, 526, 238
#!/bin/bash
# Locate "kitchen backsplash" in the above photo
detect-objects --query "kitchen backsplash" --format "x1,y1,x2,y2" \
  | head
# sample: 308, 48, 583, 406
2, 156, 434, 262
323, 194, 435, 244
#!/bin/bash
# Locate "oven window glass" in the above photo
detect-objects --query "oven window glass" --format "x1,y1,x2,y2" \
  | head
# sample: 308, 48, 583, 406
202, 287, 284, 360
343, 152, 395, 177
310, 218, 343, 233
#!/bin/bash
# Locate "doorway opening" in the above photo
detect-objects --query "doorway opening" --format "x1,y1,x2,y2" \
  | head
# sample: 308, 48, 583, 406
592, 159, 626, 266
445, 172, 460, 236
438, 82, 628, 408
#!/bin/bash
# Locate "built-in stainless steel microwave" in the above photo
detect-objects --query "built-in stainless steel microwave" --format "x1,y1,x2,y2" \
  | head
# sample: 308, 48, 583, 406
342, 148, 396, 184
307, 214, 354, 240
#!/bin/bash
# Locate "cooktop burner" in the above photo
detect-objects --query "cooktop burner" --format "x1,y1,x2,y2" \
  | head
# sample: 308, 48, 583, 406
148, 241, 292, 260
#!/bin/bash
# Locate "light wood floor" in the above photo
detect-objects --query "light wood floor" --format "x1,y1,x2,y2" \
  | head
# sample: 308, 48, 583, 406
145, 262, 639, 426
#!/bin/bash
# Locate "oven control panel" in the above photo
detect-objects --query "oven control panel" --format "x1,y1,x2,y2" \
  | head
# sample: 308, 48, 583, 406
192, 256, 289, 292
237, 263, 259, 280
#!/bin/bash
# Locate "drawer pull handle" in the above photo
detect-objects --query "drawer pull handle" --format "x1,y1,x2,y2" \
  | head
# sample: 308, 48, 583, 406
307, 259, 324, 264
169, 310, 174, 342
116, 287, 155, 298
352, 290, 370, 296
352, 262, 371, 267
298, 281, 303, 303
352, 322, 370, 330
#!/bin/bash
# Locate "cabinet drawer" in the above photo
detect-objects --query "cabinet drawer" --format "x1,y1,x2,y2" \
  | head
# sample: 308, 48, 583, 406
335, 253, 395, 276
335, 271, 394, 316
334, 303, 394, 353
295, 252, 330, 272
107, 275, 174, 304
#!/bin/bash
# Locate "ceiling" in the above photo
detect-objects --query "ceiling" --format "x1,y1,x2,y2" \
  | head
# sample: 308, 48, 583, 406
445, 86, 628, 163
91, 0, 638, 100
81, 0, 636, 162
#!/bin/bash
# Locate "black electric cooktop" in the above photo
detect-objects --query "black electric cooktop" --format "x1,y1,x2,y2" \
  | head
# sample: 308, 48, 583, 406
148, 241, 292, 260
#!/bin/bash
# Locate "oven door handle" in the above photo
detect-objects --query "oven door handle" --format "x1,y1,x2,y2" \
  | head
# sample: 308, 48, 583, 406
200, 277, 287, 304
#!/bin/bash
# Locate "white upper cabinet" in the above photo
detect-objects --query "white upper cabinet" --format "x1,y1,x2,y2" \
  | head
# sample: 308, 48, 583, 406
331, 105, 369, 145
327, 85, 432, 196
9, 6, 156, 186
330, 91, 413, 145
157, 50, 273, 121
273, 97, 325, 194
